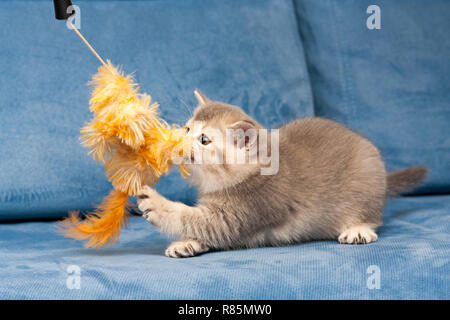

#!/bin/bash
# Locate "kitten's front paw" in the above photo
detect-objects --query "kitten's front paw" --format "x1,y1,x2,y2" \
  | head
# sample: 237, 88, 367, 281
137, 186, 169, 226
137, 186, 158, 212
165, 240, 209, 258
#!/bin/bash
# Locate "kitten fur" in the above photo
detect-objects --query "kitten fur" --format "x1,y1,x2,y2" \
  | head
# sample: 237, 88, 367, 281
138, 90, 427, 258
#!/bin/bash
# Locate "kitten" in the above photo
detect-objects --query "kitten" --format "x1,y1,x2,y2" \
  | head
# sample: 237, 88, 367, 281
138, 90, 427, 258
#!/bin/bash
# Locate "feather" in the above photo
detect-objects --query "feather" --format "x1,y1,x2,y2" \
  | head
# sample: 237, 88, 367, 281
58, 190, 130, 248
59, 61, 189, 247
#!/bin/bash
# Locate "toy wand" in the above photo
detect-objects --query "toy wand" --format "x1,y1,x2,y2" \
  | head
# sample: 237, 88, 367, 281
54, 0, 107, 67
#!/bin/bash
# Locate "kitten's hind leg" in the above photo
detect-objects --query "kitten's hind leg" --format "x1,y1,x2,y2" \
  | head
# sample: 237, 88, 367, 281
338, 224, 378, 244
165, 239, 209, 258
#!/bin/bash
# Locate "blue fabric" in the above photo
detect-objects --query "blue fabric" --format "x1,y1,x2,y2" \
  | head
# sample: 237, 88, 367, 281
0, 0, 448, 301
0, 0, 314, 220
0, 195, 448, 299
294, 0, 450, 194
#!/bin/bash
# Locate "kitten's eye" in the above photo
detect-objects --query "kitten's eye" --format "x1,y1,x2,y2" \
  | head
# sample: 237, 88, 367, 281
199, 134, 211, 145
185, 126, 190, 133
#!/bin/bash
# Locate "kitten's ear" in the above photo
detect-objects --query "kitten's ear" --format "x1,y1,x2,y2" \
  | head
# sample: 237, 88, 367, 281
228, 120, 258, 149
194, 89, 210, 106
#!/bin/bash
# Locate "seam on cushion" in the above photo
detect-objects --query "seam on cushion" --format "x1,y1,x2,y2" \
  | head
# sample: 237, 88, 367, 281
329, 0, 357, 126
290, 0, 316, 117
0, 186, 110, 221
0, 187, 59, 204
0, 186, 100, 205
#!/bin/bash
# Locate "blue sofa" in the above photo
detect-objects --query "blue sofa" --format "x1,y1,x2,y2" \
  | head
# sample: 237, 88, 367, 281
0, 0, 448, 299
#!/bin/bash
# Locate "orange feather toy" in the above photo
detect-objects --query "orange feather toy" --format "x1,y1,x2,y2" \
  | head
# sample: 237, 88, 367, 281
58, 23, 189, 247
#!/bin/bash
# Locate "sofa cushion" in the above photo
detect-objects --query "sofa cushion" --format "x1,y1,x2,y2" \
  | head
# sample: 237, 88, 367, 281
294, 0, 450, 194
0, 0, 313, 220
0, 195, 448, 299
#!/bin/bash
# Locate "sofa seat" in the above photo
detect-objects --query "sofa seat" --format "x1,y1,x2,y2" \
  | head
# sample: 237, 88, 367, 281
1, 195, 448, 299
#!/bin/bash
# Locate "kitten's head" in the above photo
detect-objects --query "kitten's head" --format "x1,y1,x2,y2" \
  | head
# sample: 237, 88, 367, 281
183, 90, 263, 194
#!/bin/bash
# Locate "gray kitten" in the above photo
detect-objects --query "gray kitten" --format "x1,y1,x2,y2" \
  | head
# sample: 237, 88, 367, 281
137, 90, 427, 258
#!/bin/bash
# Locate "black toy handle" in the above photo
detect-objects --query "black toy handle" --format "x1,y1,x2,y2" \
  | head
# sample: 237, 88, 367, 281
53, 0, 75, 20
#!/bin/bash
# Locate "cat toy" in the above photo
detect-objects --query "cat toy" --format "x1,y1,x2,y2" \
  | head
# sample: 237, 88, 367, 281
53, 0, 189, 247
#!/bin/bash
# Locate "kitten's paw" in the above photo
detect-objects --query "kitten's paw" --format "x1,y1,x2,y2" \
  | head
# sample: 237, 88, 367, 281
137, 186, 169, 226
137, 186, 163, 213
165, 240, 209, 258
338, 225, 378, 244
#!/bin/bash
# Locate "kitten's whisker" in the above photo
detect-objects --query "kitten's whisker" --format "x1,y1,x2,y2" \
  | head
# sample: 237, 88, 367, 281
178, 97, 194, 119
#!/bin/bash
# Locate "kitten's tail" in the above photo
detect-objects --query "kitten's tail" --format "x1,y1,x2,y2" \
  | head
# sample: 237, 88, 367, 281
386, 166, 428, 197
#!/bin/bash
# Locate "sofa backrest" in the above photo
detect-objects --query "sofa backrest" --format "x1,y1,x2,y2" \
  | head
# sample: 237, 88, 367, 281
294, 0, 450, 194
